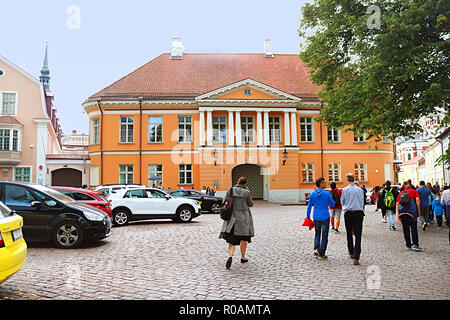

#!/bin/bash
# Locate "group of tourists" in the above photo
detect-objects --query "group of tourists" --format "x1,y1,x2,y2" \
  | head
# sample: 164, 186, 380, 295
217, 174, 450, 270
201, 186, 216, 196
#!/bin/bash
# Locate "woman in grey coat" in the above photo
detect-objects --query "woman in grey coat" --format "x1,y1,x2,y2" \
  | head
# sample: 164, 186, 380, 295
219, 177, 254, 269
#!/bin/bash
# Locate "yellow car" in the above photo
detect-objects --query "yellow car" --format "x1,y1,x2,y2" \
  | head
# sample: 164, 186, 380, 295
0, 201, 27, 284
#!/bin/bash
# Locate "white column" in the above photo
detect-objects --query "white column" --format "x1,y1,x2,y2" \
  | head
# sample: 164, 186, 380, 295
256, 111, 263, 146
235, 111, 242, 146
199, 111, 205, 146
206, 110, 213, 146
284, 111, 290, 146
290, 111, 297, 146
263, 111, 270, 146
228, 111, 234, 146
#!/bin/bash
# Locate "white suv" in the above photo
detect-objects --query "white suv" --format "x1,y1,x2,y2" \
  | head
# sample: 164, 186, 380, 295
108, 188, 201, 226
94, 184, 146, 198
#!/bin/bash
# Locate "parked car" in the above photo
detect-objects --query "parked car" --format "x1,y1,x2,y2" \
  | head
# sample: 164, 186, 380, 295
108, 188, 201, 226
51, 186, 112, 219
94, 184, 145, 198
0, 181, 111, 249
166, 189, 223, 214
0, 201, 27, 283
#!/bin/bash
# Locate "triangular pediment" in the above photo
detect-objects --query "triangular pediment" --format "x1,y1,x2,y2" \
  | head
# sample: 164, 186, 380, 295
195, 79, 301, 101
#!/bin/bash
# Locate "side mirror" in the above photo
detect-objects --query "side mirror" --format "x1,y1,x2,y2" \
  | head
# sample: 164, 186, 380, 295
31, 201, 42, 209
165, 195, 171, 200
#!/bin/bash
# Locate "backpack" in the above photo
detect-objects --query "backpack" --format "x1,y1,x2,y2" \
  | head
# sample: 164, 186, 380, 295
399, 191, 412, 206
331, 189, 340, 208
220, 187, 233, 221
384, 188, 395, 209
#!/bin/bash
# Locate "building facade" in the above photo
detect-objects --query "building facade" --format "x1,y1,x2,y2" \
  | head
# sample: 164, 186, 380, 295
0, 48, 61, 185
83, 39, 394, 202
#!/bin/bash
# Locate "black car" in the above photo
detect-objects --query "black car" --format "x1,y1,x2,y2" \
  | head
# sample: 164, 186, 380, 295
166, 189, 223, 214
0, 181, 111, 249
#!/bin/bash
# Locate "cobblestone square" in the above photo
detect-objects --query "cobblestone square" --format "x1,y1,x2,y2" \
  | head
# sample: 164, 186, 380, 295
1, 201, 448, 300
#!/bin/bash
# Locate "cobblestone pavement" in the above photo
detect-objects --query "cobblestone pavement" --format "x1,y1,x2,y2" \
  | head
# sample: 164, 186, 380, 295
1, 201, 449, 300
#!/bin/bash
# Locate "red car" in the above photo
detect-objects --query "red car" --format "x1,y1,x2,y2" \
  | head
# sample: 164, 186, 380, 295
51, 186, 112, 219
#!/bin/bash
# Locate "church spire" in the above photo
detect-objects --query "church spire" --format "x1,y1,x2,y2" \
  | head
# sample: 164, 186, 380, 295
39, 40, 50, 91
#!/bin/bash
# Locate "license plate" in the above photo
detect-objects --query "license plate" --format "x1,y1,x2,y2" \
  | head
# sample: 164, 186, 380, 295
11, 228, 23, 241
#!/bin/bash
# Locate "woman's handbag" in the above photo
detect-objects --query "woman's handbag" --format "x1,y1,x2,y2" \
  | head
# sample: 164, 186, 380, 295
220, 187, 233, 221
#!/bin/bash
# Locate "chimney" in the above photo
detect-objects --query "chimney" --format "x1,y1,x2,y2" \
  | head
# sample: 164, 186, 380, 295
170, 38, 184, 60
264, 39, 274, 58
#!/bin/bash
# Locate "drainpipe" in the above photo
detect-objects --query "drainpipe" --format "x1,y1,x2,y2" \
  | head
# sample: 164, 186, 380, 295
139, 97, 143, 186
319, 101, 324, 178
436, 137, 446, 185
97, 98, 104, 185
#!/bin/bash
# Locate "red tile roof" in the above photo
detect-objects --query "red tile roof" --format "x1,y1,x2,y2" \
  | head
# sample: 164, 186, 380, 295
88, 53, 319, 101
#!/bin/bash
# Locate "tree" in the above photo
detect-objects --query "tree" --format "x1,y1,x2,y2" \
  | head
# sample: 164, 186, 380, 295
298, 0, 449, 153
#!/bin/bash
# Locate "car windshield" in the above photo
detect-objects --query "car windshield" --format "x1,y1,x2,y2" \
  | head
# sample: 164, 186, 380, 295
32, 185, 77, 205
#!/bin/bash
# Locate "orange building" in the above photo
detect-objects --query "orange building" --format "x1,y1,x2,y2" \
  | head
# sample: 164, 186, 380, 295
83, 39, 394, 203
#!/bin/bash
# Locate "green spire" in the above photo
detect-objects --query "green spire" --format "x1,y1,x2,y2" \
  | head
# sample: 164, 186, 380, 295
39, 40, 50, 91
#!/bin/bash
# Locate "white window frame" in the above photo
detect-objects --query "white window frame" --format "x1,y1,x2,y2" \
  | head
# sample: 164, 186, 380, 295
0, 128, 21, 151
119, 165, 134, 184
178, 116, 192, 143
300, 117, 314, 142
179, 164, 193, 185
302, 162, 315, 184
148, 116, 163, 143
269, 116, 281, 143
327, 128, 341, 143
241, 116, 254, 143
91, 118, 100, 145
119, 116, 134, 143
353, 133, 367, 143
354, 162, 367, 182
212, 116, 227, 144
13, 166, 32, 183
328, 162, 341, 182
1, 91, 18, 116
148, 164, 163, 187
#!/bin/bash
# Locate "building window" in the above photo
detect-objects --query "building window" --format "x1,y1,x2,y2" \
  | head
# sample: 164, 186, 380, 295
382, 136, 390, 143
178, 116, 192, 143
120, 116, 134, 143
241, 116, 254, 143
244, 89, 252, 96
327, 128, 341, 143
14, 167, 31, 182
91, 118, 99, 145
328, 162, 341, 182
302, 163, 315, 183
148, 164, 163, 187
213, 116, 227, 144
148, 116, 163, 143
179, 164, 192, 185
0, 129, 20, 151
353, 133, 366, 143
1, 92, 17, 115
269, 116, 281, 143
300, 117, 314, 142
119, 165, 134, 184
354, 162, 367, 182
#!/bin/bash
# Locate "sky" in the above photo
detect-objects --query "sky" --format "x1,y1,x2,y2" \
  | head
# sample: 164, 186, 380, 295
1, 0, 310, 134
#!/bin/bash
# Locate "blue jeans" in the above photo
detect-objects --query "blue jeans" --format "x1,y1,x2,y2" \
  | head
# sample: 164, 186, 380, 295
314, 218, 330, 257
386, 209, 396, 229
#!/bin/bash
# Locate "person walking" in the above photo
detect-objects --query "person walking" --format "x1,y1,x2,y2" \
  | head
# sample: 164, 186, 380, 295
441, 186, 450, 244
417, 181, 431, 230
379, 180, 399, 230
396, 185, 423, 251
219, 177, 254, 269
432, 192, 444, 230
306, 177, 335, 260
341, 173, 365, 266
329, 182, 342, 233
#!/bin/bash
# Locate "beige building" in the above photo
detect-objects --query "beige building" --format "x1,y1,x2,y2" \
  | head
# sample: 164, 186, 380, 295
0, 52, 61, 184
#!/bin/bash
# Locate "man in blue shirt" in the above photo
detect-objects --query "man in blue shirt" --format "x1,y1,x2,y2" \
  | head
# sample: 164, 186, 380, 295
306, 177, 335, 260
341, 173, 366, 265
417, 181, 431, 230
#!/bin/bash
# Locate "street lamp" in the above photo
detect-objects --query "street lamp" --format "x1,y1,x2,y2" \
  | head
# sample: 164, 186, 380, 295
282, 148, 288, 166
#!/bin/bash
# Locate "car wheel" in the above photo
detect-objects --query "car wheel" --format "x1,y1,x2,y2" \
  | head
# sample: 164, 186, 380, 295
210, 203, 221, 214
176, 206, 193, 223
53, 221, 84, 249
113, 208, 130, 226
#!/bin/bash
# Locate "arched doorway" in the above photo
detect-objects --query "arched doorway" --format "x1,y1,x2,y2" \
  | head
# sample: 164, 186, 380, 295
231, 164, 264, 199
51, 168, 82, 187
